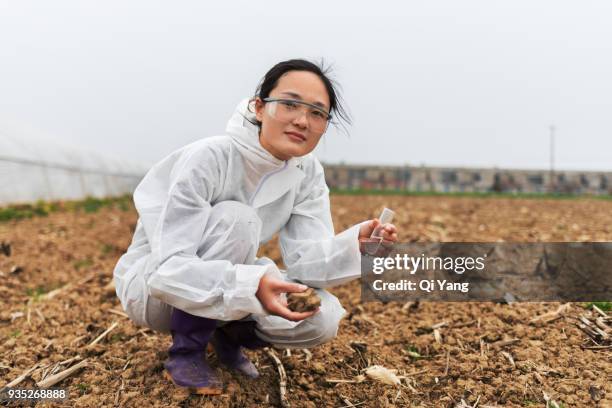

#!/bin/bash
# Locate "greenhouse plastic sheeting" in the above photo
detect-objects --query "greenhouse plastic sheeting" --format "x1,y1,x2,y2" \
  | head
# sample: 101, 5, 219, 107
0, 131, 147, 205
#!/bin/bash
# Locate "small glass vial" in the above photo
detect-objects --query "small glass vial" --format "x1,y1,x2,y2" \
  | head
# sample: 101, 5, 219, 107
371, 207, 395, 239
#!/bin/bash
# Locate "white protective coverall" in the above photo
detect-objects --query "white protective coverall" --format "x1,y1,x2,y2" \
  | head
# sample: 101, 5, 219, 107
113, 98, 364, 348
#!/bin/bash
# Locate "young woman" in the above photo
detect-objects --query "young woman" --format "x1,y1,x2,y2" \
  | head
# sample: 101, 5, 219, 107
113, 59, 398, 394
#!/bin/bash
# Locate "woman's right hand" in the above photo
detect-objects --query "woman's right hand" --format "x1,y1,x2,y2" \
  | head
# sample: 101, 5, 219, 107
256, 273, 319, 321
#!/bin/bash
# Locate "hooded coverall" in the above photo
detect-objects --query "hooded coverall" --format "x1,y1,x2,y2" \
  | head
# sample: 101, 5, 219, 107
113, 99, 364, 348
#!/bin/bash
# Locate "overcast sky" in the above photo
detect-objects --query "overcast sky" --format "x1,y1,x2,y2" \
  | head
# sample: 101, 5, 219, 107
1, 1, 611, 171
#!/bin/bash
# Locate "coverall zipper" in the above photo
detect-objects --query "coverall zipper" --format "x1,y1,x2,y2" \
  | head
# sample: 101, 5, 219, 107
248, 161, 289, 206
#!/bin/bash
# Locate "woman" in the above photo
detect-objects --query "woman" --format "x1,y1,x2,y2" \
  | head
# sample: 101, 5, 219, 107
113, 59, 398, 394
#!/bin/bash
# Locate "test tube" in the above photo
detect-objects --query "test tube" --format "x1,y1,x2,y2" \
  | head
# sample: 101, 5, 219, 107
370, 207, 395, 239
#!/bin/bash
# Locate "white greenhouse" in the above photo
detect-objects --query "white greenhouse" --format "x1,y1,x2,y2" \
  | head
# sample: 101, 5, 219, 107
0, 131, 147, 206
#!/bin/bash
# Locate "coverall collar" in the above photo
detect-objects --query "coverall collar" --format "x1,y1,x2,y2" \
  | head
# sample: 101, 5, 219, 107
226, 98, 306, 208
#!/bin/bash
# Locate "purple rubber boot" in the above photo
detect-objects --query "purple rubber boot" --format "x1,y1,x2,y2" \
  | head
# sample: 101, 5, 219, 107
164, 309, 223, 394
211, 320, 269, 379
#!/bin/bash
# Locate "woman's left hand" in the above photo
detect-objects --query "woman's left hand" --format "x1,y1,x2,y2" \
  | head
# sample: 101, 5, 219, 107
358, 219, 398, 256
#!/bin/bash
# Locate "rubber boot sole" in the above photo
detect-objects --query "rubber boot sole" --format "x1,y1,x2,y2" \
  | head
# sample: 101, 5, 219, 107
208, 340, 260, 378
163, 370, 223, 395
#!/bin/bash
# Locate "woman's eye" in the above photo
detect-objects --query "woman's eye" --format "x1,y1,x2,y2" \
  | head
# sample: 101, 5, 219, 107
312, 110, 326, 119
280, 101, 298, 109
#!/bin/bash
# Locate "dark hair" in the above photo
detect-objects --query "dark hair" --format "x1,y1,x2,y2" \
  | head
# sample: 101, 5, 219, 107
249, 58, 351, 134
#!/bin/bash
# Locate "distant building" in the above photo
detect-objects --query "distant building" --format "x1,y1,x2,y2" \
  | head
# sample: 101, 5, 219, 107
322, 163, 612, 195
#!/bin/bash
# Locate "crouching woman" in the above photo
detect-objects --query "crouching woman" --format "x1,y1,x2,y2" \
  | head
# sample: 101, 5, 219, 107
113, 59, 398, 395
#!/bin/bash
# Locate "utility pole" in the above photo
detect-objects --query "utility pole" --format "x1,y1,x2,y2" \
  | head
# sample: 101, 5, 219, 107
549, 125, 555, 193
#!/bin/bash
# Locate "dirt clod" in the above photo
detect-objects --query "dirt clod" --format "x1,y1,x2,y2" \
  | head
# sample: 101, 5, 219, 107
287, 288, 321, 312
0, 241, 11, 256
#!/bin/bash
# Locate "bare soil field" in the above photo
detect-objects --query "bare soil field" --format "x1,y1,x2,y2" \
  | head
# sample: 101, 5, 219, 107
1, 195, 610, 407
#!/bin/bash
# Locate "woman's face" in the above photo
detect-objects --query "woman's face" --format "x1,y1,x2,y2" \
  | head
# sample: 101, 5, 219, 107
255, 70, 331, 161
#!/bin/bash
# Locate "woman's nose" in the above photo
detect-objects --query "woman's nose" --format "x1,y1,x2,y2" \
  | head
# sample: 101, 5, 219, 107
292, 111, 309, 128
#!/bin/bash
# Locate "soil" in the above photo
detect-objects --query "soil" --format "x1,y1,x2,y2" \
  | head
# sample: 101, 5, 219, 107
287, 289, 321, 313
0, 195, 611, 407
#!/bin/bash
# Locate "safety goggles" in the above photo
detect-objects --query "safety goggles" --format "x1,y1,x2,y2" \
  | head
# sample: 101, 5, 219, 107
263, 98, 331, 134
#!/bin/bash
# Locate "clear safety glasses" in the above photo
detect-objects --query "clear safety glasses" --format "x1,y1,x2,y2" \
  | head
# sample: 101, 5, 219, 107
263, 98, 331, 134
